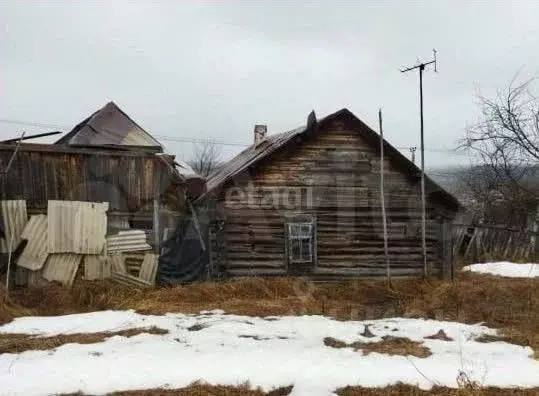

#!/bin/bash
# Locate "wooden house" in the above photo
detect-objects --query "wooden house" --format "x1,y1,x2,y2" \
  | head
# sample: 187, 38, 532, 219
200, 108, 462, 280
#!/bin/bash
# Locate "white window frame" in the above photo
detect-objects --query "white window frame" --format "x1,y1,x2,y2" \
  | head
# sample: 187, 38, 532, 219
285, 215, 316, 266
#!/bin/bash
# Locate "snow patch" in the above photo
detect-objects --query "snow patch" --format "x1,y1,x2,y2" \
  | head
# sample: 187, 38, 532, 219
0, 312, 538, 395
463, 262, 539, 278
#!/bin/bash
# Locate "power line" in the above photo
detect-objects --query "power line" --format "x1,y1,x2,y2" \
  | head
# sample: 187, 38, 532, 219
0, 118, 249, 147
153, 135, 248, 146
0, 117, 471, 155
0, 118, 69, 130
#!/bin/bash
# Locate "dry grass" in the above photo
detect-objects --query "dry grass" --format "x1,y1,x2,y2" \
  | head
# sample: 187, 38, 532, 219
0, 326, 168, 354
2, 274, 537, 395
0, 283, 33, 325
1, 272, 537, 355
60, 383, 539, 395
323, 336, 432, 358
404, 272, 538, 356
337, 383, 539, 395
109, 382, 293, 396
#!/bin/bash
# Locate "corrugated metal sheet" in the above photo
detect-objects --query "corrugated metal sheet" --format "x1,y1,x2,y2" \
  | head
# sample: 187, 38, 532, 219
48, 200, 109, 254
84, 255, 111, 281
107, 215, 130, 233
17, 214, 48, 270
0, 200, 28, 253
42, 253, 82, 286
108, 254, 127, 274
106, 230, 152, 253
111, 272, 152, 288
27, 270, 49, 287
124, 252, 144, 276
139, 253, 158, 284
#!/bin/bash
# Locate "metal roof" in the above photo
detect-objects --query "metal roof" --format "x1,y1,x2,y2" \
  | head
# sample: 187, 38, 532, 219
205, 126, 305, 194
201, 108, 462, 210
55, 102, 163, 150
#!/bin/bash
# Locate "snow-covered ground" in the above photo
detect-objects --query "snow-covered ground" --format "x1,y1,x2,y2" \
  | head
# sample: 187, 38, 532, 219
463, 261, 539, 278
1, 311, 538, 395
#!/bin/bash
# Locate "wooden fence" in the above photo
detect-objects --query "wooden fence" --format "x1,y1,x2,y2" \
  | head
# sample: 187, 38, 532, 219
452, 223, 537, 264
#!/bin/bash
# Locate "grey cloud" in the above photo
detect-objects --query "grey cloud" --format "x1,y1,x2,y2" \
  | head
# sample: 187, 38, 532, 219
2, 1, 539, 168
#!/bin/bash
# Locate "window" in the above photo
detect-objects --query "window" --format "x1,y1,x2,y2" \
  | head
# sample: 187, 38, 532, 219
287, 222, 313, 263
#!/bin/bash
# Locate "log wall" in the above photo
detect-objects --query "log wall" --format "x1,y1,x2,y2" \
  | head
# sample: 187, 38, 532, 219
211, 120, 454, 280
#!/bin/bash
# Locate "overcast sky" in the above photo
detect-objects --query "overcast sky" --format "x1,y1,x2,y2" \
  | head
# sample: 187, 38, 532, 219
2, 1, 539, 169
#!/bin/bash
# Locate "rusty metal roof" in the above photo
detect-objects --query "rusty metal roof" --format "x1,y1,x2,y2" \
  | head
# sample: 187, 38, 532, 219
55, 102, 163, 150
202, 108, 462, 210
205, 125, 305, 194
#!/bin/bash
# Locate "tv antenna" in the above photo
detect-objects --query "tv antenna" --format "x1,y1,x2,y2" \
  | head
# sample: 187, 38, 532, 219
409, 146, 417, 164
400, 49, 438, 278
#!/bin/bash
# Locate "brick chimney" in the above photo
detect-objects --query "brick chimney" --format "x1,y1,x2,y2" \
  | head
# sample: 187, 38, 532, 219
254, 125, 267, 146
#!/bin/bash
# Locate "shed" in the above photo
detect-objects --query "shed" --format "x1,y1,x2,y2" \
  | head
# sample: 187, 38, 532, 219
200, 108, 461, 280
0, 103, 205, 253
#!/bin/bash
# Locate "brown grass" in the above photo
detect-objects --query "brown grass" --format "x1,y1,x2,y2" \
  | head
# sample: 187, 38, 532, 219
1, 273, 537, 355
60, 383, 539, 395
323, 336, 432, 358
337, 383, 539, 395
0, 283, 33, 325
109, 382, 293, 396
2, 275, 537, 395
0, 326, 168, 354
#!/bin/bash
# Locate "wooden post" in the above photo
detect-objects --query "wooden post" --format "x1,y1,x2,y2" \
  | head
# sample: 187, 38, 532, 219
441, 219, 453, 280
2, 131, 25, 297
153, 198, 160, 254
529, 204, 539, 261
379, 108, 391, 285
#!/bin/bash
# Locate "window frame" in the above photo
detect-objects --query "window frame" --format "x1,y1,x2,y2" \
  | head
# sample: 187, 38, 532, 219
284, 214, 316, 268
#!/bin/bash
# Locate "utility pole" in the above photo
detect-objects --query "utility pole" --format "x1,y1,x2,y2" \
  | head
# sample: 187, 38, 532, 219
2, 131, 25, 298
379, 108, 391, 287
400, 49, 437, 278
409, 146, 417, 164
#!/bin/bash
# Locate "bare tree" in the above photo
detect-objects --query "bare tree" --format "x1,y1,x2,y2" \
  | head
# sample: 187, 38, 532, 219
187, 140, 222, 177
460, 76, 539, 226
